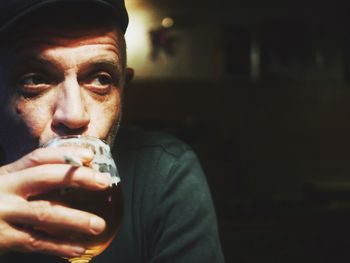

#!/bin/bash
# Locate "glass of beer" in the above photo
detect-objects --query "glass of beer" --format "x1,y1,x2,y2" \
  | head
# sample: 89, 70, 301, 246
35, 135, 123, 263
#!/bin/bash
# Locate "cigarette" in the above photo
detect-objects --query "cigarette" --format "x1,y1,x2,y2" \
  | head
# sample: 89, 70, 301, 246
63, 155, 83, 167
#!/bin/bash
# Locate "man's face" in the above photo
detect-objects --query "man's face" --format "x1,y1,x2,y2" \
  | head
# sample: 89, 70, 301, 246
0, 27, 124, 162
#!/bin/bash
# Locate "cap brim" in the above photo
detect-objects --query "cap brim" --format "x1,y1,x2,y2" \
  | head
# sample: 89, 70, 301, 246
0, 0, 128, 35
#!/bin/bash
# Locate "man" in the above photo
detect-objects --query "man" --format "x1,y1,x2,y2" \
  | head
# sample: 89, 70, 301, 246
0, 0, 224, 262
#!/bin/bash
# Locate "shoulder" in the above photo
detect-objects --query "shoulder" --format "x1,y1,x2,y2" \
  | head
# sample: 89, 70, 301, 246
113, 126, 205, 191
114, 126, 192, 158
109, 127, 224, 262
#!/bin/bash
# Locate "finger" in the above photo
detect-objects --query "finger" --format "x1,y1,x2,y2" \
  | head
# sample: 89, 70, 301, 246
10, 165, 111, 197
4, 224, 86, 258
6, 200, 106, 235
1, 147, 94, 174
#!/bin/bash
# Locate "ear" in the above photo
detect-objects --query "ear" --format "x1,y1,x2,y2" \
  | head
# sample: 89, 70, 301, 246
125, 68, 134, 84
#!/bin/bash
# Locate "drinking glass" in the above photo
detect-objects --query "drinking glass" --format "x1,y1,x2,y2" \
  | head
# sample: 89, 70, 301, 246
36, 135, 122, 263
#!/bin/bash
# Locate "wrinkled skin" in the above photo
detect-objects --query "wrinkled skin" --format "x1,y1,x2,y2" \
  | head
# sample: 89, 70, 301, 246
0, 26, 132, 257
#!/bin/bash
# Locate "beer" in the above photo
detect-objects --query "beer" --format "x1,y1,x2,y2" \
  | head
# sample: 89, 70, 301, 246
35, 135, 122, 263
32, 183, 123, 262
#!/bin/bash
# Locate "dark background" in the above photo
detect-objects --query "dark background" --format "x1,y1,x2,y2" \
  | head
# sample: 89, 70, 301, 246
123, 0, 350, 262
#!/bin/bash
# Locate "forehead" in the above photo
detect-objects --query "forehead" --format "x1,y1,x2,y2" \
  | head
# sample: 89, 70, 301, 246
11, 29, 121, 58
3, 28, 123, 74
10, 25, 121, 52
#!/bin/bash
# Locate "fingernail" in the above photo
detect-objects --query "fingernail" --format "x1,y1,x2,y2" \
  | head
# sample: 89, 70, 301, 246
90, 217, 105, 234
64, 155, 83, 167
95, 173, 112, 187
72, 246, 85, 255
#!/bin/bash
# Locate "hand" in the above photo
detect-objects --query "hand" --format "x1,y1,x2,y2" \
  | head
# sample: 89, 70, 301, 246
0, 147, 111, 258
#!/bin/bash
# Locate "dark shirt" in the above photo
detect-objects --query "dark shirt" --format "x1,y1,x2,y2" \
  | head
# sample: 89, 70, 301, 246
1, 127, 225, 262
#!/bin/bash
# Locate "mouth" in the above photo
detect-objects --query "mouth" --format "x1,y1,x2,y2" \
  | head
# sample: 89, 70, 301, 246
52, 126, 88, 136
41, 126, 90, 147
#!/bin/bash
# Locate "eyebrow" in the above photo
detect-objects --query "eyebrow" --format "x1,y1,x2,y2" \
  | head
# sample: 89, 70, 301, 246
8, 55, 60, 73
4, 55, 59, 83
8, 56, 122, 78
80, 59, 122, 75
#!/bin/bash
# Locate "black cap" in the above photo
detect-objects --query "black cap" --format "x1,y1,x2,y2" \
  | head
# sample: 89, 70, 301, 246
0, 0, 129, 34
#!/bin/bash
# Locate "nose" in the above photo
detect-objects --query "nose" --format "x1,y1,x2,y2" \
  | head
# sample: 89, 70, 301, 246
52, 78, 90, 134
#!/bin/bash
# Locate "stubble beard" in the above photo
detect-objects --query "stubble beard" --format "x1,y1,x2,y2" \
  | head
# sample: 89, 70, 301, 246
105, 109, 122, 150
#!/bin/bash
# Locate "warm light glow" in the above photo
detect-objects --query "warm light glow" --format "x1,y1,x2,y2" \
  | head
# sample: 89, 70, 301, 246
161, 17, 174, 28
125, 9, 150, 60
124, 1, 155, 75
123, 0, 192, 79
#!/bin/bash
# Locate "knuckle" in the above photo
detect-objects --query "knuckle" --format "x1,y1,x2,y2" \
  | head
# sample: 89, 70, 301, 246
30, 200, 52, 223
19, 231, 50, 254
27, 149, 43, 166
25, 233, 68, 257
27, 234, 42, 251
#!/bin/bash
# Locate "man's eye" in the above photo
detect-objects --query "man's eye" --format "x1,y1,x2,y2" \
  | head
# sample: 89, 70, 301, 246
19, 73, 48, 86
90, 74, 113, 86
17, 73, 51, 97
84, 73, 114, 95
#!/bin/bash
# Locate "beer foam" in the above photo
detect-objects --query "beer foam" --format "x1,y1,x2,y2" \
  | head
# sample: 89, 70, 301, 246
47, 136, 120, 185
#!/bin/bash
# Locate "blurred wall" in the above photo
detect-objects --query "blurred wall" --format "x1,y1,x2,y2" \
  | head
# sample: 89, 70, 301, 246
123, 0, 350, 262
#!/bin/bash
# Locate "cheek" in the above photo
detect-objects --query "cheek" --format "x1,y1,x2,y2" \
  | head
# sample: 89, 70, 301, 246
15, 98, 52, 137
105, 90, 121, 117
89, 90, 121, 136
